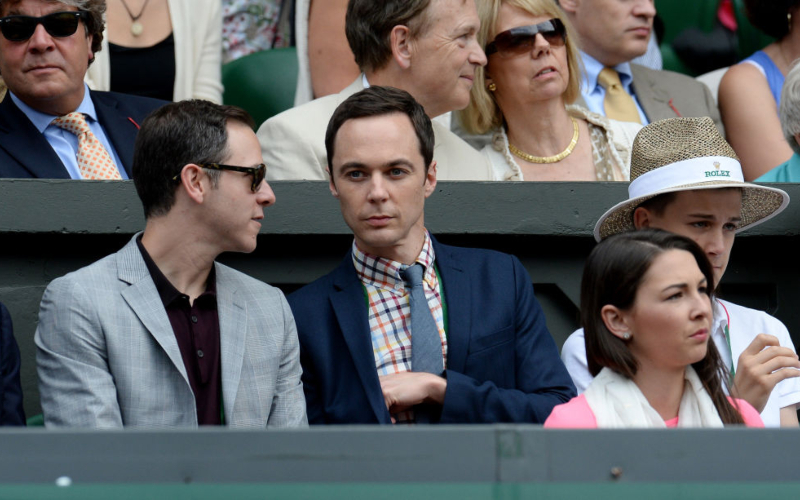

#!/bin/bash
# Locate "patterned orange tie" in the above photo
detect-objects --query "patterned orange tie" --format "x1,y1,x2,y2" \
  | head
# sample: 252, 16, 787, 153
52, 112, 122, 180
597, 68, 642, 124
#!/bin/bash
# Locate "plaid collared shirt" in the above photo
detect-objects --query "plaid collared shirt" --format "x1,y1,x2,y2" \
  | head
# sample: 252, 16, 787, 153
352, 231, 447, 423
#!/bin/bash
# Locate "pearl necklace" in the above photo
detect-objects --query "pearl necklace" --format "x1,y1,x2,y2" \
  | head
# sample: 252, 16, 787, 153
508, 117, 579, 164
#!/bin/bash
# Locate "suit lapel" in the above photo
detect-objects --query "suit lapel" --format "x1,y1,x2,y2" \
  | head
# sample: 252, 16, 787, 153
432, 238, 472, 372
630, 64, 672, 122
329, 256, 391, 423
215, 266, 247, 422
0, 95, 70, 178
92, 91, 138, 177
117, 235, 191, 385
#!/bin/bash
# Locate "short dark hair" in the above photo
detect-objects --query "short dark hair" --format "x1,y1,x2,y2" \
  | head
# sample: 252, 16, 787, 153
0, 0, 106, 61
744, 0, 800, 39
325, 86, 435, 174
345, 0, 431, 72
132, 99, 255, 219
580, 229, 745, 425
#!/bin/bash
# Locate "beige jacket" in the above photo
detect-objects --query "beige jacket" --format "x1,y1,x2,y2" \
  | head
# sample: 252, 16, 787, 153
258, 77, 493, 181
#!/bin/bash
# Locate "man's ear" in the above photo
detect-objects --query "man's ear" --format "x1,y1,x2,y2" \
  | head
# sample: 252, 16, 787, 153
390, 25, 413, 70
633, 206, 653, 230
600, 304, 632, 340
86, 33, 94, 64
327, 167, 339, 198
423, 160, 437, 197
179, 164, 208, 204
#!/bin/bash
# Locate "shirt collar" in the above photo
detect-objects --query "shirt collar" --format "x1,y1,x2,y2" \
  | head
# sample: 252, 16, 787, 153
712, 298, 730, 333
580, 51, 635, 94
352, 230, 436, 292
136, 234, 217, 306
10, 83, 98, 133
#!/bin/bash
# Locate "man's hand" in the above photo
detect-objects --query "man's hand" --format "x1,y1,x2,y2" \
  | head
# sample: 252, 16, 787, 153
379, 372, 447, 419
732, 334, 800, 413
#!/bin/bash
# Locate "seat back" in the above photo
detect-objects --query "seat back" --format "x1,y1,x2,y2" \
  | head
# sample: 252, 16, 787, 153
222, 47, 298, 129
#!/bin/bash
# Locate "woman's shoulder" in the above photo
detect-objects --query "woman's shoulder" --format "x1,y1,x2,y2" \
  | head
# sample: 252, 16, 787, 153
544, 394, 598, 428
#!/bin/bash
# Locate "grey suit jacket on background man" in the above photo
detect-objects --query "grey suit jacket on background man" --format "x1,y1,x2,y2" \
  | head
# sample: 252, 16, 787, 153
560, 0, 723, 133
258, 0, 492, 181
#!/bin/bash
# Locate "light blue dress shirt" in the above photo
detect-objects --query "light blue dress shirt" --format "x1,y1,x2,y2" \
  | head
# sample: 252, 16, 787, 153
9, 85, 128, 179
579, 52, 649, 125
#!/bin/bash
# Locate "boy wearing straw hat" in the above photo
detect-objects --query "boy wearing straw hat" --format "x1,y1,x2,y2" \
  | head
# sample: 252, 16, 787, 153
561, 116, 800, 427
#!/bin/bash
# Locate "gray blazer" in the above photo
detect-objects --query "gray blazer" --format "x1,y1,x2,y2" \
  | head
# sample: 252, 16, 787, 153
35, 235, 307, 428
630, 64, 724, 134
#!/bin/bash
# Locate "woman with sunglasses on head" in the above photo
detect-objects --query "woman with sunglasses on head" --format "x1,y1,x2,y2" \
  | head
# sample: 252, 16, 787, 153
545, 230, 763, 428
84, 0, 222, 104
460, 0, 641, 181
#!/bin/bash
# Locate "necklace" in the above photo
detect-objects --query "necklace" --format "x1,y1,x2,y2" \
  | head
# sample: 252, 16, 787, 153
508, 117, 580, 164
120, 0, 151, 37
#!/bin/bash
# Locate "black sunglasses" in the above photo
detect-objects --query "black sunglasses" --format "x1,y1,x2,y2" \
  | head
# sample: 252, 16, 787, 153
199, 163, 267, 192
485, 19, 567, 58
0, 11, 89, 42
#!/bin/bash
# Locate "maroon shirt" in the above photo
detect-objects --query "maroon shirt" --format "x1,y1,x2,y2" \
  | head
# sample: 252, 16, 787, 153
137, 237, 222, 425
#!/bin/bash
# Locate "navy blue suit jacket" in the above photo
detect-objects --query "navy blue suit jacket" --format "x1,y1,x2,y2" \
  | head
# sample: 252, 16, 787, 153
0, 90, 166, 178
0, 303, 25, 426
288, 238, 576, 424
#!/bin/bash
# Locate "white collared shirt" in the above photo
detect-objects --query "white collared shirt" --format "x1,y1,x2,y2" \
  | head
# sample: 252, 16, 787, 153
579, 51, 649, 125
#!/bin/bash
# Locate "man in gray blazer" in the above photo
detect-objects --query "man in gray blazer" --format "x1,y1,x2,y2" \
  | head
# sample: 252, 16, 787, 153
35, 100, 307, 428
257, 0, 493, 181
558, 0, 723, 133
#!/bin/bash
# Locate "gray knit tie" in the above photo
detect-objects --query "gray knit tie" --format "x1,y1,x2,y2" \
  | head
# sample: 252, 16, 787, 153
401, 264, 443, 375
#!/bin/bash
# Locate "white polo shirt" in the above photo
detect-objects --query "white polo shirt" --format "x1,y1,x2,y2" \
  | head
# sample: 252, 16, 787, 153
561, 299, 800, 428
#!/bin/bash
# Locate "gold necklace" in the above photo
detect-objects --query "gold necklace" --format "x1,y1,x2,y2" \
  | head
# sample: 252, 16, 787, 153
509, 117, 579, 164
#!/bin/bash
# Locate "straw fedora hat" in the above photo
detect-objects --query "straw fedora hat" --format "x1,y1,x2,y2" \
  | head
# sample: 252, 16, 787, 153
594, 117, 789, 242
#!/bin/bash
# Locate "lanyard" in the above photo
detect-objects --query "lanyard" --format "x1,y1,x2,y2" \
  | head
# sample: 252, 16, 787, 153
717, 299, 735, 381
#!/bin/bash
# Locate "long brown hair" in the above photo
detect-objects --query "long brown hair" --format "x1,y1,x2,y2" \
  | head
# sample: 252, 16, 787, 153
581, 229, 744, 425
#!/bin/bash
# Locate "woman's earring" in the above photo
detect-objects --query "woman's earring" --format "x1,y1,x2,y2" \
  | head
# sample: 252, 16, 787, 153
623, 332, 631, 340
488, 82, 497, 92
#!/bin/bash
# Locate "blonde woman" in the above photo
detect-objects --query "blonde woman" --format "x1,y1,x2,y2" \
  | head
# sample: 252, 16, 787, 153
460, 0, 640, 181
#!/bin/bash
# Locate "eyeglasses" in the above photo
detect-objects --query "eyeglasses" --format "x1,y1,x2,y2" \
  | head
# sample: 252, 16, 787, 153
0, 11, 88, 42
200, 163, 267, 192
172, 163, 267, 192
485, 19, 566, 58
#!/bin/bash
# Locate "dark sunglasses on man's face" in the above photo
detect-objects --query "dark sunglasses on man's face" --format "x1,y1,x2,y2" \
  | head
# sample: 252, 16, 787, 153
198, 163, 267, 192
485, 19, 567, 58
0, 11, 88, 42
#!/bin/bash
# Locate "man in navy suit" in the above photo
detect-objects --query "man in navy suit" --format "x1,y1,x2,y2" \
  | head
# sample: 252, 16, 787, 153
0, 0, 165, 179
288, 86, 575, 424
0, 302, 25, 426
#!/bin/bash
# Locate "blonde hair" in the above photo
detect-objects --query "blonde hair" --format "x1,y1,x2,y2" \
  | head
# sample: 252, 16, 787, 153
459, 0, 583, 135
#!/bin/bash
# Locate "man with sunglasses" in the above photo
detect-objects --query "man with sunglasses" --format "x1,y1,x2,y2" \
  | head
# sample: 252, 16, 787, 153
557, 0, 722, 131
257, 0, 492, 181
36, 99, 308, 428
0, 0, 165, 179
